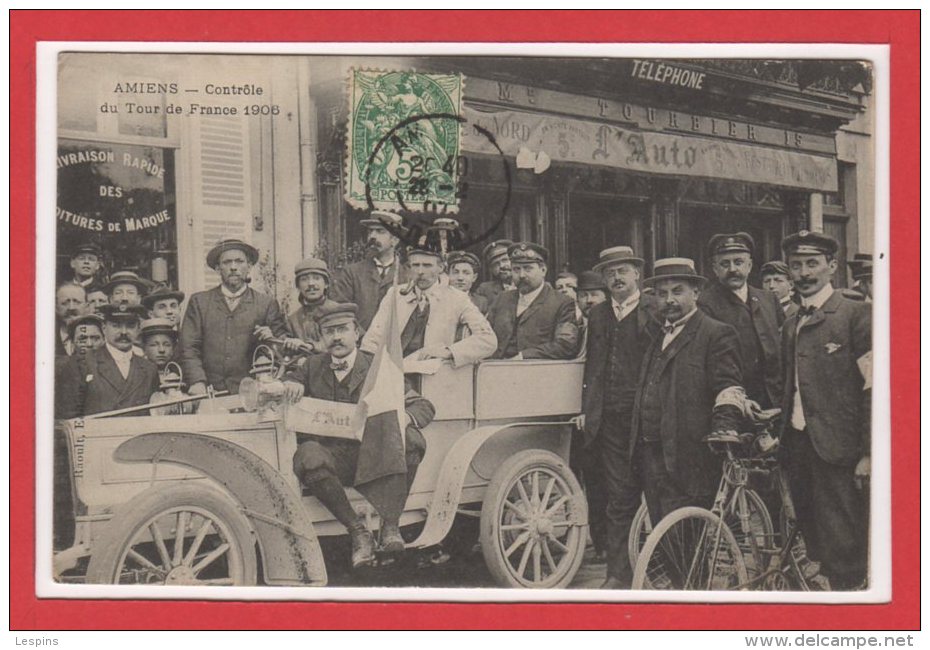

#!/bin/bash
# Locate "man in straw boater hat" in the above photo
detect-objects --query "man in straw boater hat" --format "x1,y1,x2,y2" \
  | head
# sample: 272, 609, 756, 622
631, 258, 745, 526
487, 242, 579, 360
331, 210, 410, 330
103, 270, 150, 307
779, 231, 871, 590
55, 303, 160, 419
282, 302, 435, 569
579, 246, 656, 588
179, 238, 289, 395
698, 232, 784, 409
473, 238, 515, 309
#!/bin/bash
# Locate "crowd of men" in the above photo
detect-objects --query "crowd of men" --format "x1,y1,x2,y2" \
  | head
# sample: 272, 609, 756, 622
54, 211, 872, 589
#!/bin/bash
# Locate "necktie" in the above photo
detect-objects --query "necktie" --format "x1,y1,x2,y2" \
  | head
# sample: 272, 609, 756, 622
797, 304, 816, 318
662, 323, 676, 336
330, 359, 349, 372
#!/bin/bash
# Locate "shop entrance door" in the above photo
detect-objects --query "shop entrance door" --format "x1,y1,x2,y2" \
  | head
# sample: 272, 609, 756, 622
566, 194, 647, 274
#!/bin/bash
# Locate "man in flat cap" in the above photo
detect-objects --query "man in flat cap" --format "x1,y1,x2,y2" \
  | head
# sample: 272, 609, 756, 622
847, 253, 873, 302
473, 239, 515, 309
54, 282, 87, 358
103, 270, 150, 307
779, 231, 871, 590
698, 232, 783, 409
287, 257, 339, 354
142, 286, 186, 328
632, 258, 744, 526
55, 304, 160, 419
487, 242, 579, 360
361, 246, 497, 366
580, 246, 656, 587
179, 239, 289, 395
446, 250, 488, 314
67, 242, 104, 293
282, 302, 435, 568
331, 211, 409, 330
761, 260, 798, 319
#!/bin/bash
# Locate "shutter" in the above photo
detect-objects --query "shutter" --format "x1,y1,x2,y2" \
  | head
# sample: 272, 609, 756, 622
186, 108, 253, 291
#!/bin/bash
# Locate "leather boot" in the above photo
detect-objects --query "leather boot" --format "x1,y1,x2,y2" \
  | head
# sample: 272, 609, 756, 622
379, 521, 405, 554
348, 520, 375, 569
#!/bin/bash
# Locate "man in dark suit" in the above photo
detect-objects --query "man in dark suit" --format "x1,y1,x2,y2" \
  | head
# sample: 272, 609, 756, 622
282, 302, 435, 569
331, 211, 408, 330
55, 283, 87, 358
632, 258, 744, 524
487, 242, 579, 360
761, 260, 799, 319
473, 239, 515, 309
579, 246, 655, 588
55, 304, 160, 419
780, 231, 871, 590
179, 239, 289, 395
698, 232, 784, 408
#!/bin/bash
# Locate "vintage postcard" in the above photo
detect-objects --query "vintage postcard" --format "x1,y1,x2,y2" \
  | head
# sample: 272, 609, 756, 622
35, 41, 891, 605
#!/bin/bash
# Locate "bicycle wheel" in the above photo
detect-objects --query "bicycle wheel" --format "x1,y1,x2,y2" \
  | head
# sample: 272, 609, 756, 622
632, 507, 749, 591
723, 488, 774, 582
627, 500, 652, 570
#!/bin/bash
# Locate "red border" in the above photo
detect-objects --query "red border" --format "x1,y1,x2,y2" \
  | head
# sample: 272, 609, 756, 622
11, 10, 919, 630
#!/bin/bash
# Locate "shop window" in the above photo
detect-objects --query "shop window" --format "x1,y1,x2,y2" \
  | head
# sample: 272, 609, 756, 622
56, 139, 177, 288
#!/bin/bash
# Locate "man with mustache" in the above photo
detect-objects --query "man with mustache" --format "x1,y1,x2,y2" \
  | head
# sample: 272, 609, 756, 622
331, 211, 409, 330
473, 239, 515, 309
361, 246, 497, 366
698, 232, 784, 408
779, 231, 871, 590
631, 258, 744, 526
55, 283, 87, 358
487, 242, 579, 360
179, 239, 289, 395
286, 257, 339, 354
282, 302, 435, 569
579, 247, 655, 588
55, 304, 160, 419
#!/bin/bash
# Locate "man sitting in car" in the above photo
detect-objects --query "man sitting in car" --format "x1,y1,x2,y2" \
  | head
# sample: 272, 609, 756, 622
282, 302, 435, 570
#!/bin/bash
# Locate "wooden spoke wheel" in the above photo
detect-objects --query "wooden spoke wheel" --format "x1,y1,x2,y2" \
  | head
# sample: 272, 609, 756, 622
480, 450, 587, 588
86, 483, 257, 586
632, 507, 749, 591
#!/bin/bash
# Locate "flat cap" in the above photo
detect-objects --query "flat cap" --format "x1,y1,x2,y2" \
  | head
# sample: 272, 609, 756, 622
577, 270, 608, 292
102, 271, 150, 296
294, 257, 330, 282
67, 313, 104, 339
592, 245, 644, 272
206, 238, 259, 268
643, 257, 705, 288
140, 318, 178, 340
314, 301, 359, 328
781, 230, 839, 257
141, 285, 185, 309
98, 303, 147, 322
708, 232, 755, 257
70, 242, 103, 258
508, 241, 549, 264
760, 260, 790, 278
446, 251, 481, 271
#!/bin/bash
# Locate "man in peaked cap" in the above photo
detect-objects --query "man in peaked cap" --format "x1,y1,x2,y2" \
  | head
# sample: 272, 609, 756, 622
142, 286, 186, 328
67, 241, 104, 292
473, 239, 515, 309
580, 246, 656, 587
361, 245, 497, 366
631, 258, 744, 529
847, 253, 873, 302
331, 211, 410, 330
286, 257, 339, 354
55, 303, 160, 419
761, 260, 798, 318
698, 232, 784, 409
140, 318, 178, 373
282, 302, 435, 569
446, 250, 488, 314
779, 230, 871, 590
179, 238, 289, 395
487, 242, 579, 360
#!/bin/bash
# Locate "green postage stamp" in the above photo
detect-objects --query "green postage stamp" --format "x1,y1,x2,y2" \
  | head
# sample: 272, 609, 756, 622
346, 69, 465, 213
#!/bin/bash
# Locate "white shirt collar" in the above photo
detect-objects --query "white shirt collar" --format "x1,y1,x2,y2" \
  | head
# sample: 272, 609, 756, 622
374, 257, 394, 270
732, 283, 749, 302
801, 283, 834, 309
221, 283, 248, 299
664, 306, 699, 331
611, 290, 641, 312
332, 348, 358, 380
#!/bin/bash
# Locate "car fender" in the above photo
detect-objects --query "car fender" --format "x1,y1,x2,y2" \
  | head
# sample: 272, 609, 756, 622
407, 420, 574, 549
114, 432, 327, 586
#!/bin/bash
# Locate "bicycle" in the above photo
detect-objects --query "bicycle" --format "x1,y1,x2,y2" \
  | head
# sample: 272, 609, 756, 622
631, 408, 818, 591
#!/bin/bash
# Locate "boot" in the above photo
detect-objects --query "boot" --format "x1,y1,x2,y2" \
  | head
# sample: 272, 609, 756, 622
379, 521, 405, 554
348, 520, 375, 569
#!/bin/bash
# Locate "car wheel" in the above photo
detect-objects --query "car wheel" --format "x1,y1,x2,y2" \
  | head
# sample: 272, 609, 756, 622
480, 449, 587, 588
86, 483, 257, 586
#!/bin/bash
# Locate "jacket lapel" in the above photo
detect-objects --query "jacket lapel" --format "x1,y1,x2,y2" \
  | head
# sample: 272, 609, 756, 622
345, 351, 372, 396
653, 311, 701, 376
96, 347, 128, 393
120, 355, 148, 401
517, 284, 549, 325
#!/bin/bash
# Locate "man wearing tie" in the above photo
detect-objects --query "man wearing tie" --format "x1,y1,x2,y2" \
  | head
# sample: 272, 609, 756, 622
779, 231, 871, 590
579, 246, 655, 588
631, 258, 744, 525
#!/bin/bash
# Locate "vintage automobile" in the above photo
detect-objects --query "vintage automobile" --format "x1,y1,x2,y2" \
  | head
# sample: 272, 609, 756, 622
53, 354, 589, 589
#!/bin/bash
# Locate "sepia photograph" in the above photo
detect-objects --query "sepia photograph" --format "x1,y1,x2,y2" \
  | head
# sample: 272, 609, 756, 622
37, 43, 887, 602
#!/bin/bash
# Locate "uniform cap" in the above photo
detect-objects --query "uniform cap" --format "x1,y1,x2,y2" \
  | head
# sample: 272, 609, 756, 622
98, 303, 147, 322
446, 250, 481, 272
707, 232, 755, 257
781, 230, 840, 257
70, 242, 103, 259
359, 210, 405, 231
481, 239, 513, 264
508, 242, 549, 264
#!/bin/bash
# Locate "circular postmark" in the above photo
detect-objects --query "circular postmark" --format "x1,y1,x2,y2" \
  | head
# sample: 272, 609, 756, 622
362, 112, 512, 251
